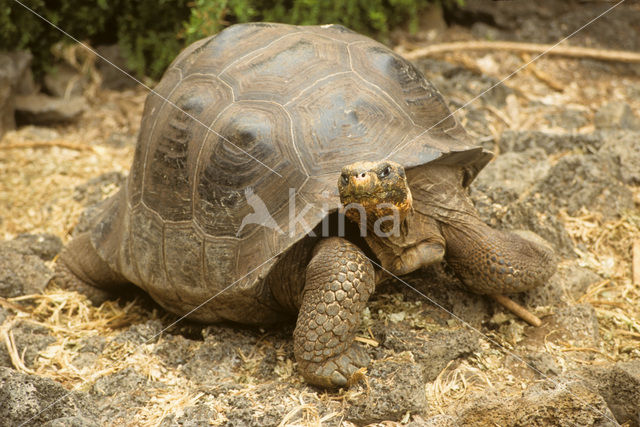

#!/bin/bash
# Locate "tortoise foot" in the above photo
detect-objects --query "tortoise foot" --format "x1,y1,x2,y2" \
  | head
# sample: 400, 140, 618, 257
298, 344, 370, 388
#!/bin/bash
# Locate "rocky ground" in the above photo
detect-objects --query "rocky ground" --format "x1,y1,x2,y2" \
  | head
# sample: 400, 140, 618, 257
1, 1, 639, 426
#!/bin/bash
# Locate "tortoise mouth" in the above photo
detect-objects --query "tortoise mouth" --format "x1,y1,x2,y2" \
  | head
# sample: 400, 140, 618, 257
339, 187, 411, 211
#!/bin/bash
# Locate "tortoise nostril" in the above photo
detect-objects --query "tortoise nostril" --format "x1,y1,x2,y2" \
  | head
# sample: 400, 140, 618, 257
358, 172, 366, 178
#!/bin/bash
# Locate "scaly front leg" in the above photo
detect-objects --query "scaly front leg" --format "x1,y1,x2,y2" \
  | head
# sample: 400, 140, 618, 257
294, 237, 374, 388
442, 223, 557, 295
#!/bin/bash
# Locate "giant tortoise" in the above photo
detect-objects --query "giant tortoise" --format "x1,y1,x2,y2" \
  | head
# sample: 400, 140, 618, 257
56, 23, 556, 387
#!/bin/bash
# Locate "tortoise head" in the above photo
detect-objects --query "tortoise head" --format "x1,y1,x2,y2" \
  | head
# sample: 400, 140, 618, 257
338, 161, 413, 228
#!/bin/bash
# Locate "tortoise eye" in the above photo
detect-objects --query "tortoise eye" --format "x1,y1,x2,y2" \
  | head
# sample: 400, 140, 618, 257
340, 173, 349, 185
379, 166, 391, 179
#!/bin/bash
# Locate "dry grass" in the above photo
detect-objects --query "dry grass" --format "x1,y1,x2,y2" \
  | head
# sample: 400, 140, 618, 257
1, 290, 152, 384
426, 359, 494, 415
0, 289, 216, 425
0, 87, 143, 242
561, 208, 640, 361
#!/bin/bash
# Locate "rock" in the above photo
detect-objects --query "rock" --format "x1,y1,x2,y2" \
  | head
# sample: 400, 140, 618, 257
3, 233, 63, 261
498, 130, 603, 154
594, 102, 640, 131
0, 233, 62, 298
181, 326, 261, 385
449, 0, 640, 56
583, 360, 640, 426
95, 45, 137, 91
69, 336, 107, 371
111, 320, 163, 346
537, 154, 633, 220
545, 108, 589, 130
503, 199, 575, 257
518, 304, 601, 366
415, 58, 513, 108
72, 200, 108, 237
78, 336, 107, 354
470, 148, 575, 257
90, 367, 166, 424
472, 131, 632, 254
73, 172, 126, 206
451, 376, 618, 426
411, 414, 457, 426
103, 132, 136, 148
345, 352, 429, 424
71, 172, 127, 238
473, 148, 551, 204
0, 367, 98, 425
524, 351, 561, 377
159, 405, 217, 427
15, 93, 87, 125
42, 416, 100, 427
44, 63, 86, 98
470, 22, 504, 42
70, 352, 101, 371
221, 383, 291, 426
0, 51, 34, 138
398, 265, 492, 327
380, 326, 480, 381
12, 54, 37, 97
522, 262, 601, 307
555, 263, 602, 301
600, 130, 640, 185
549, 304, 601, 349
0, 248, 53, 298
152, 334, 198, 369
478, 148, 631, 249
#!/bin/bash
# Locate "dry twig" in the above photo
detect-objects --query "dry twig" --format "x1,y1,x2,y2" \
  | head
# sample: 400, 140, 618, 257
0, 140, 95, 152
490, 294, 542, 327
400, 40, 640, 63
633, 239, 640, 286
0, 297, 29, 313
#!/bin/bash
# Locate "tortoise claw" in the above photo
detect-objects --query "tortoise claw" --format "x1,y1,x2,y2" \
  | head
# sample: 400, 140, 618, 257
298, 345, 369, 388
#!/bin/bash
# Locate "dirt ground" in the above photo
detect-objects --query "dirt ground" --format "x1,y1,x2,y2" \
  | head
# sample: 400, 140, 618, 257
1, 1, 639, 426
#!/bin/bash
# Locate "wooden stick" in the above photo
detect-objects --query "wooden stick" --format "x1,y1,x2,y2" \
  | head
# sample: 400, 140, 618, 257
0, 297, 28, 313
490, 294, 542, 327
400, 40, 640, 64
633, 239, 640, 287
0, 140, 94, 152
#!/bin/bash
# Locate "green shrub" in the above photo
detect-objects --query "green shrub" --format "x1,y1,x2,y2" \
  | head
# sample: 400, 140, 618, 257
113, 0, 190, 78
183, 0, 460, 44
1, 0, 462, 80
1, 0, 189, 80
1, 0, 111, 76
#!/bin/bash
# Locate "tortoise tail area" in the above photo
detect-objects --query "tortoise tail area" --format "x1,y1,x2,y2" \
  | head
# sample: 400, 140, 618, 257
53, 190, 130, 304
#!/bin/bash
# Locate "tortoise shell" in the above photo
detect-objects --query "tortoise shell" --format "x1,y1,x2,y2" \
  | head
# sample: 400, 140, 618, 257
89, 23, 492, 322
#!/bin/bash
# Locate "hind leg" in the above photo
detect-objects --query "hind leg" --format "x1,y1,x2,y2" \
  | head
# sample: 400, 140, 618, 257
53, 232, 128, 305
